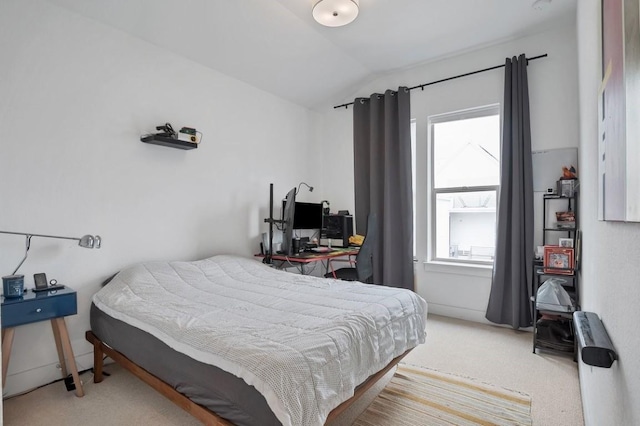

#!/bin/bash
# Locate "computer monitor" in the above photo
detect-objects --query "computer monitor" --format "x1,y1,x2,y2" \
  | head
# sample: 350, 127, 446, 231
280, 187, 296, 255
292, 202, 323, 230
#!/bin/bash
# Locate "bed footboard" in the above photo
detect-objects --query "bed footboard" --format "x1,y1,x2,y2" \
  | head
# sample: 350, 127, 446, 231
85, 330, 410, 425
86, 331, 234, 425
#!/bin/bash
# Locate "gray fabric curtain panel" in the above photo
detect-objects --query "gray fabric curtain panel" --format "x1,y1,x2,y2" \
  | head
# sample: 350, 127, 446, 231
353, 88, 414, 290
486, 55, 534, 329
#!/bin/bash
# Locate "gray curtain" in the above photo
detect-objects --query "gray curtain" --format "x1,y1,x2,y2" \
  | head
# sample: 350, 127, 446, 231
486, 55, 534, 329
353, 88, 414, 290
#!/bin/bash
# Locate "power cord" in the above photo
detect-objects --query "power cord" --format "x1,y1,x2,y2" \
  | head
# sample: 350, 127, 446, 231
4, 367, 93, 400
3, 355, 111, 399
155, 122, 177, 138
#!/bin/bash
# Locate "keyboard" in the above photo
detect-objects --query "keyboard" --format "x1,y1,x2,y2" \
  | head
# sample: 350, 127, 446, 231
311, 247, 334, 253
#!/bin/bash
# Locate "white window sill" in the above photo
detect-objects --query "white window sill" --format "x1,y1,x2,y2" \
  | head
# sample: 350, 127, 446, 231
422, 260, 493, 278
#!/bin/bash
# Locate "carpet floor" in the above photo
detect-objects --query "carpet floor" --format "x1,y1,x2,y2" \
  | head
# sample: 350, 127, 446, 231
3, 314, 583, 425
354, 364, 531, 426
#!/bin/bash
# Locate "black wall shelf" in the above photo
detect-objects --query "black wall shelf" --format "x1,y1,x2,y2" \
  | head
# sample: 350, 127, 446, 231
140, 135, 198, 150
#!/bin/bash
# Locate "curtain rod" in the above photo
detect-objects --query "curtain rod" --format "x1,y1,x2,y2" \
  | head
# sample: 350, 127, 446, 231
333, 53, 548, 109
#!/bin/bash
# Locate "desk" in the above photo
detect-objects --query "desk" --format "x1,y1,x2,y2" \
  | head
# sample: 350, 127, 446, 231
1, 287, 84, 397
257, 247, 359, 275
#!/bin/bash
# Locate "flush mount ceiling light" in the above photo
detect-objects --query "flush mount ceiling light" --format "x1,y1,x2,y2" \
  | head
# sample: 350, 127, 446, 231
532, 0, 552, 11
313, 0, 359, 27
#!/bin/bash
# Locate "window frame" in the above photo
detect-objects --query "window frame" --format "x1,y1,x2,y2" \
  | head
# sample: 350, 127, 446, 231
428, 104, 501, 266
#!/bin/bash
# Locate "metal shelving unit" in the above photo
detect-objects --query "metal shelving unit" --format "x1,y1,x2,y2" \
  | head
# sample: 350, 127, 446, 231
532, 192, 580, 356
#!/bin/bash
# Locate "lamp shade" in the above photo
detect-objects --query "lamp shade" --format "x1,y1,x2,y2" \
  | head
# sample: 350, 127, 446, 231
313, 0, 359, 27
79, 234, 101, 249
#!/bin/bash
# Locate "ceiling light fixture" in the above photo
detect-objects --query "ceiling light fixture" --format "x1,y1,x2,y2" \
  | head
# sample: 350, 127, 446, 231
532, 0, 552, 11
313, 0, 359, 27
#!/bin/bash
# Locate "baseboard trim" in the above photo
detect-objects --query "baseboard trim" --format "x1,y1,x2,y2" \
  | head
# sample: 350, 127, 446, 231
428, 303, 534, 332
428, 303, 493, 324
3, 351, 94, 398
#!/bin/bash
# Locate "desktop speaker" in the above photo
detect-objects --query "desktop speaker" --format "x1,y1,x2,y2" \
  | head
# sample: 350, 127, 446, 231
3, 275, 24, 298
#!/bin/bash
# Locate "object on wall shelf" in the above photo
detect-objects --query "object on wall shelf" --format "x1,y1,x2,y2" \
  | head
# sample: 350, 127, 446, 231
573, 311, 617, 368
141, 122, 201, 150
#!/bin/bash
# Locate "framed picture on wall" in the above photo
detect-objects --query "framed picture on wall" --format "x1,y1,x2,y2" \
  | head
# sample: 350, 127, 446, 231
599, 0, 640, 221
543, 246, 575, 275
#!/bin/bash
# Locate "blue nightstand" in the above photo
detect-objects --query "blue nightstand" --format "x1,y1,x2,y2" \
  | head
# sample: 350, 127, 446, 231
1, 287, 84, 397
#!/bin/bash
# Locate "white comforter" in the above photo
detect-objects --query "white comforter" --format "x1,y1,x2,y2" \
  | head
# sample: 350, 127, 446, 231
93, 255, 427, 426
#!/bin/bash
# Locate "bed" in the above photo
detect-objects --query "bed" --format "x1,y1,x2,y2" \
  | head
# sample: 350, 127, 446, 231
87, 255, 427, 425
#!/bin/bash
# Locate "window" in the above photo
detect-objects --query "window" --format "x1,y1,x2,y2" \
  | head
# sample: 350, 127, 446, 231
430, 105, 500, 264
411, 119, 417, 257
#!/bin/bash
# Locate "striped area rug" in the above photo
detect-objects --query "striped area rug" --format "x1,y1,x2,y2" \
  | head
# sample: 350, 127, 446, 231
354, 364, 532, 426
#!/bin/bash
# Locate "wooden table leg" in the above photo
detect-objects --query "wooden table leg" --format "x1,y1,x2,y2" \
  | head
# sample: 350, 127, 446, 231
50, 320, 68, 377
2, 328, 15, 388
51, 318, 84, 397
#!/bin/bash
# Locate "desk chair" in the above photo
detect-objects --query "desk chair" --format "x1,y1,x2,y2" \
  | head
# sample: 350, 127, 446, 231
325, 213, 377, 283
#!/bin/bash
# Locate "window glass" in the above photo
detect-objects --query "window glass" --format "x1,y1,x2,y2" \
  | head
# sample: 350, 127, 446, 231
430, 106, 500, 264
435, 190, 497, 261
433, 114, 500, 189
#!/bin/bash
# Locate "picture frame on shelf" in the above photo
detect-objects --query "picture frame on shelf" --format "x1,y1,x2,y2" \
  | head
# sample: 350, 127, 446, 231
558, 238, 574, 248
543, 246, 575, 275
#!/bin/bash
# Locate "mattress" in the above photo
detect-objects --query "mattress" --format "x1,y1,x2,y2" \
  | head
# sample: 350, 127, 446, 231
92, 255, 427, 426
90, 303, 280, 425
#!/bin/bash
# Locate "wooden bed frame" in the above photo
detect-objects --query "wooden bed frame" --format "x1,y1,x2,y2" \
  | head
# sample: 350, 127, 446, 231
86, 330, 410, 425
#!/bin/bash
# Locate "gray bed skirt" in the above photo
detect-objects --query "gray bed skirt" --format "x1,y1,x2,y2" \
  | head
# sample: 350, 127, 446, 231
90, 303, 281, 426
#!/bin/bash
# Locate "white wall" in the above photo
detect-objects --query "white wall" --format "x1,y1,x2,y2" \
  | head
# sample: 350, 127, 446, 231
319, 22, 579, 322
576, 1, 640, 424
0, 0, 321, 395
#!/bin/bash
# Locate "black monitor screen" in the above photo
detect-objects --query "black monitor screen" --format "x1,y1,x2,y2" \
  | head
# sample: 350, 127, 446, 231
292, 202, 323, 229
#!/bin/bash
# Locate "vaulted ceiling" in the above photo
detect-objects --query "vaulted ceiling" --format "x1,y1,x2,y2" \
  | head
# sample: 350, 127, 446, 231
48, 0, 577, 109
